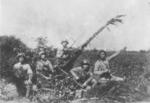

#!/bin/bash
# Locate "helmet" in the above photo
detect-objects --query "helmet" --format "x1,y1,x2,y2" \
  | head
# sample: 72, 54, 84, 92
81, 59, 90, 66
16, 53, 25, 58
38, 51, 45, 56
61, 40, 69, 45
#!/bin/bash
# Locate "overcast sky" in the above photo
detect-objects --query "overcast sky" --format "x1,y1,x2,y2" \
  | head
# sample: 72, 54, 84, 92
0, 0, 150, 50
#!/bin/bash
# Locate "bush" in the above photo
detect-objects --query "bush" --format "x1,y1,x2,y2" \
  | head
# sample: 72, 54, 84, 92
0, 36, 28, 80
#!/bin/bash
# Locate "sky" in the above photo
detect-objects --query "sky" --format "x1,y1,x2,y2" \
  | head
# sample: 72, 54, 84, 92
0, 0, 150, 50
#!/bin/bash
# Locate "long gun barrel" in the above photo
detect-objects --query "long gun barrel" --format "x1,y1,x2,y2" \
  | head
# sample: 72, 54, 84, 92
81, 24, 107, 50
62, 15, 125, 72
81, 14, 125, 50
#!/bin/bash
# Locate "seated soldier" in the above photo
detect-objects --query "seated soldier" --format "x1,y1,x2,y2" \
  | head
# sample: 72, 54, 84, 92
13, 53, 33, 98
70, 60, 93, 88
92, 47, 126, 87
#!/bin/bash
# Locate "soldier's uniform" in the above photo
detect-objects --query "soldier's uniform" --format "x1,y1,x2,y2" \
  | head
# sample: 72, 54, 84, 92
56, 40, 71, 66
14, 62, 33, 80
36, 59, 54, 76
78, 59, 111, 88
70, 60, 93, 98
57, 47, 70, 60
93, 59, 124, 84
72, 67, 91, 83
94, 59, 111, 80
36, 52, 54, 88
13, 53, 33, 97
93, 48, 127, 83
70, 60, 92, 85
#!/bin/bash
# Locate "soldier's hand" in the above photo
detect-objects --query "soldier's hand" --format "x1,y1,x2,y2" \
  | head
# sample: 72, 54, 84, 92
82, 83, 87, 87
53, 65, 58, 68
75, 76, 79, 80
121, 46, 127, 52
32, 85, 38, 91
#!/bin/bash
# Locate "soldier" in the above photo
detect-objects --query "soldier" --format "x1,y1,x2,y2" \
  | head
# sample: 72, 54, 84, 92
70, 60, 94, 98
56, 40, 71, 64
92, 47, 126, 86
70, 60, 92, 87
13, 53, 33, 98
36, 51, 54, 82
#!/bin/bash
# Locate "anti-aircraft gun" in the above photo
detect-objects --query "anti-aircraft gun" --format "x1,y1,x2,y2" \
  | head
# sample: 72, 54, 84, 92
60, 15, 125, 73
32, 15, 126, 102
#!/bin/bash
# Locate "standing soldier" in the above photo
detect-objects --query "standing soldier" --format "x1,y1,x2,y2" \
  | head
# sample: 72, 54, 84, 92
57, 40, 69, 58
56, 40, 72, 66
36, 51, 54, 87
13, 53, 33, 98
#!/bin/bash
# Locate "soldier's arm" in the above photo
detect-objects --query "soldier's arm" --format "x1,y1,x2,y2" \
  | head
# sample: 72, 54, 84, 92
107, 51, 121, 61
70, 67, 80, 80
36, 61, 41, 73
107, 47, 126, 61
26, 64, 33, 81
13, 64, 20, 78
82, 76, 93, 87
48, 61, 54, 72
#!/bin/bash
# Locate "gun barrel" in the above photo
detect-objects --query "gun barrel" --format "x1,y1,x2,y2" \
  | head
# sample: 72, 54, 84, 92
81, 24, 108, 49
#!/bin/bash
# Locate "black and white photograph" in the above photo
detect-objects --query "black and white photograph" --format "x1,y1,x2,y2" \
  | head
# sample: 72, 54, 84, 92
0, 0, 150, 103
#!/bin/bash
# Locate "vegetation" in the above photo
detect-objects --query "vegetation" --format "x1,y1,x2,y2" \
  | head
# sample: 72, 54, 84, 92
0, 35, 150, 103
0, 36, 28, 79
